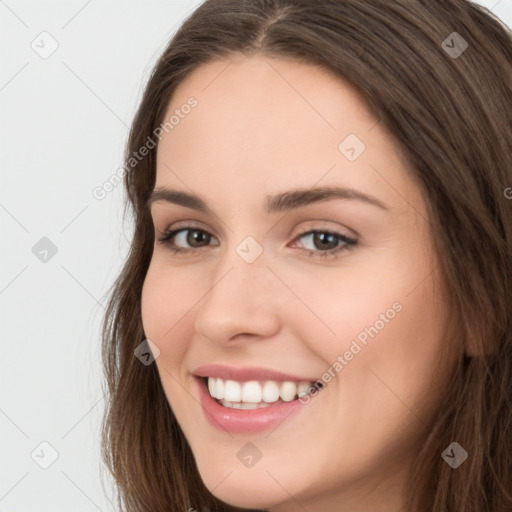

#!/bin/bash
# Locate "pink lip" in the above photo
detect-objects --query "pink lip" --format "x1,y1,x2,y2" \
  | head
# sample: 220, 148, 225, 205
193, 364, 318, 383
194, 376, 310, 433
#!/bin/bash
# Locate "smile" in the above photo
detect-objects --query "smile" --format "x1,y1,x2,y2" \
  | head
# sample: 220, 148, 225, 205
207, 377, 316, 409
193, 365, 324, 432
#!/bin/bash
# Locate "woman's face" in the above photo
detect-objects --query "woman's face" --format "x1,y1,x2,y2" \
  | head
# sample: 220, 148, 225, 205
141, 54, 459, 511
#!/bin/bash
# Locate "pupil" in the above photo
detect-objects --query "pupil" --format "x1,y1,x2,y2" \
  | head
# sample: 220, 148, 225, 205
189, 230, 208, 247
315, 232, 336, 249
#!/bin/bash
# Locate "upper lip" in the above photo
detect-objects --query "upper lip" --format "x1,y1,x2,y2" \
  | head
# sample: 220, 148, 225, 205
193, 364, 318, 383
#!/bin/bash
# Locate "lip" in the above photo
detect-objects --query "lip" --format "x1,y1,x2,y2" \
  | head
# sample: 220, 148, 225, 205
193, 364, 318, 383
194, 376, 311, 433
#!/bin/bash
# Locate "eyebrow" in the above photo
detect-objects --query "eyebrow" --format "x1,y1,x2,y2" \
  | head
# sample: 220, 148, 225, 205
146, 185, 390, 214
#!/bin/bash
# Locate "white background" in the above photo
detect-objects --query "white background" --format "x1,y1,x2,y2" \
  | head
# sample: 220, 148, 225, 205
1, 1, 511, 510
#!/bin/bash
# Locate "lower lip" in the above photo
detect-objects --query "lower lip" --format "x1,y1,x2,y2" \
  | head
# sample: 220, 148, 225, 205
195, 377, 309, 433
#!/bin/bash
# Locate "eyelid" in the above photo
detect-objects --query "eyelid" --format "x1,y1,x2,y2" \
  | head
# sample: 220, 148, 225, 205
288, 219, 358, 240
159, 219, 216, 237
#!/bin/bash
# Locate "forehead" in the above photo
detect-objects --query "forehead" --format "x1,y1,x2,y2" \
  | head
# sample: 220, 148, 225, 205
154, 54, 421, 212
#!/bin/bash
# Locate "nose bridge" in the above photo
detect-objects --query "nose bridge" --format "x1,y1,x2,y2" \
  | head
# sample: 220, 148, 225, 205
210, 231, 272, 302
193, 237, 281, 343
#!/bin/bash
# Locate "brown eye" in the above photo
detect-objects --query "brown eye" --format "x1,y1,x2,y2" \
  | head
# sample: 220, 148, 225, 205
157, 226, 357, 259
183, 229, 211, 248
158, 228, 218, 253
311, 232, 339, 250
293, 230, 357, 258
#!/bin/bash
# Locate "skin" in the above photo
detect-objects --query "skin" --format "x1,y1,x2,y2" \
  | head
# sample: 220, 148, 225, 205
141, 54, 460, 512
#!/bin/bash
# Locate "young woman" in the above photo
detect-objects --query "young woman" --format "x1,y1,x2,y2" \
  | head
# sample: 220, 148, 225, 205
100, 1, 512, 510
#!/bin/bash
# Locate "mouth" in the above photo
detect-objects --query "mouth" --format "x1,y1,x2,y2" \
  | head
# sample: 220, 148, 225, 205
202, 376, 321, 409
192, 365, 324, 433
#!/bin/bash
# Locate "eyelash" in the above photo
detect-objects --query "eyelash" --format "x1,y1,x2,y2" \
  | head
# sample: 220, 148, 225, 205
156, 226, 358, 258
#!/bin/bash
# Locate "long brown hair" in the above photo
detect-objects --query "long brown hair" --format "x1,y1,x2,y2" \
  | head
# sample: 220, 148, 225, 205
100, 1, 512, 510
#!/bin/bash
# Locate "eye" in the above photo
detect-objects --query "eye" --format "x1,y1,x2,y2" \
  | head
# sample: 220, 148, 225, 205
157, 227, 218, 253
157, 226, 357, 258
291, 230, 357, 258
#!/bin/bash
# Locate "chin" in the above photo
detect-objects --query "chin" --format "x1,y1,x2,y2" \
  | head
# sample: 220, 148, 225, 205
197, 466, 288, 510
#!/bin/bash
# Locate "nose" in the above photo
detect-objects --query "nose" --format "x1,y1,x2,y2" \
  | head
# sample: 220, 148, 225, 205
193, 249, 281, 346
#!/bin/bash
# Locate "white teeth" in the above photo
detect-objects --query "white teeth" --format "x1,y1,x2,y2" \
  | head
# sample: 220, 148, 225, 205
218, 399, 275, 409
279, 381, 297, 402
262, 381, 280, 403
208, 377, 216, 398
241, 381, 261, 402
224, 380, 242, 402
206, 377, 316, 405
215, 377, 224, 399
297, 382, 311, 399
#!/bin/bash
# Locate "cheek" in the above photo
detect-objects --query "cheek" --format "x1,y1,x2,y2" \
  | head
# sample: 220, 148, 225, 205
140, 261, 198, 362
281, 259, 408, 362
140, 262, 204, 428
285, 249, 451, 400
